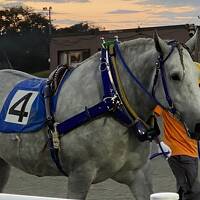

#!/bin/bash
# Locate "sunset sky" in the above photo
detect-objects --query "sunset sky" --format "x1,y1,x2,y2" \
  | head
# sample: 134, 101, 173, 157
0, 0, 200, 30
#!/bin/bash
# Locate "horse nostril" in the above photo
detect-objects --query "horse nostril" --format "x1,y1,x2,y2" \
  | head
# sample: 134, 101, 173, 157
194, 123, 200, 134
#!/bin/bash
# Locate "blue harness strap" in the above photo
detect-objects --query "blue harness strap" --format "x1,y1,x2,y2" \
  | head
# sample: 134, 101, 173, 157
47, 129, 68, 176
57, 99, 133, 135
100, 46, 114, 97
46, 46, 134, 176
56, 47, 133, 136
57, 101, 112, 134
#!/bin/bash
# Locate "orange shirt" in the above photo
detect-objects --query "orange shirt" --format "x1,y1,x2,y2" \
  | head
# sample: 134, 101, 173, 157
154, 106, 198, 157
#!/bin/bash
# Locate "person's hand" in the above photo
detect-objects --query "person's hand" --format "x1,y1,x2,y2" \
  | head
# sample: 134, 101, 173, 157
157, 141, 172, 159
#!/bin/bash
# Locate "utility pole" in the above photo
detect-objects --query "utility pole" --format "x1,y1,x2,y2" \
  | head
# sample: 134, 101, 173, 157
43, 6, 52, 69
43, 6, 52, 36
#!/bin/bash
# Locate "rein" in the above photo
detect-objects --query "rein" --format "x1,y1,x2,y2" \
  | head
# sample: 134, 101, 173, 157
152, 43, 177, 114
152, 41, 187, 115
114, 39, 191, 135
114, 39, 178, 116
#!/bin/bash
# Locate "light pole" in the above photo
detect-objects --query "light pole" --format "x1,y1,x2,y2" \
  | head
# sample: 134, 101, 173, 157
43, 6, 52, 36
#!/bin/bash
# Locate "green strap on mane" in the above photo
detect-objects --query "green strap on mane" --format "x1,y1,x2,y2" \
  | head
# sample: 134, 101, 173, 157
101, 40, 115, 49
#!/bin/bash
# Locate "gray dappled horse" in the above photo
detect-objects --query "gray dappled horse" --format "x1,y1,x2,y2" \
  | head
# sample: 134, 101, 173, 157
0, 32, 200, 200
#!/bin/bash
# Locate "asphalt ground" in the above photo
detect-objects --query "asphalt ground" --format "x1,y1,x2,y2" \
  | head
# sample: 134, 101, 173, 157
3, 157, 178, 200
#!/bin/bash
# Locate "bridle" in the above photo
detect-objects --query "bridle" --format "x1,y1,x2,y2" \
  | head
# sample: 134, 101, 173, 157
151, 40, 186, 116
151, 40, 199, 140
114, 39, 187, 121
114, 38, 198, 141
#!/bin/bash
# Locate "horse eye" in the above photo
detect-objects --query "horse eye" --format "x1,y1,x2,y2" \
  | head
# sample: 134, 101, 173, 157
171, 73, 181, 81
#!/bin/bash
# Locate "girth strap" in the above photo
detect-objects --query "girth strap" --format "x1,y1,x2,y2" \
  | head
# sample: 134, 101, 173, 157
44, 78, 67, 176
47, 128, 68, 176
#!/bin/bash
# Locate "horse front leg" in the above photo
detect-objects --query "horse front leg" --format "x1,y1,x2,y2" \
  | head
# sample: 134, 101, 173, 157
129, 166, 153, 200
67, 163, 97, 200
112, 161, 153, 200
0, 158, 11, 192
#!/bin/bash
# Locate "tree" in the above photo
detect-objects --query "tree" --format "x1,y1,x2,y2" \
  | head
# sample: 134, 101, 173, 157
0, 6, 54, 72
0, 7, 103, 72
0, 6, 54, 35
55, 22, 104, 35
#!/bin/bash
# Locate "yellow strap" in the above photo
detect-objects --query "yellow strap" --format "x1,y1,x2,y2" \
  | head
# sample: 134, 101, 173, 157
195, 62, 200, 70
194, 62, 200, 84
109, 45, 149, 127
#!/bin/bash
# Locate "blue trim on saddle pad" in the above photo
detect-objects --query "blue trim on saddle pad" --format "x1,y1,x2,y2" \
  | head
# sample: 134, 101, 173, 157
0, 78, 47, 133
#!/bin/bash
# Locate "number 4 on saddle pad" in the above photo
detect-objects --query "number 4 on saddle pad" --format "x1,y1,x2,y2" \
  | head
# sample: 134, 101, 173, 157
0, 78, 49, 133
5, 90, 39, 125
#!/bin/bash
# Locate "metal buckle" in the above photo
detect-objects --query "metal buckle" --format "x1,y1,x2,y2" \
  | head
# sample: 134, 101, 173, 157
48, 123, 60, 150
99, 62, 109, 72
103, 94, 122, 111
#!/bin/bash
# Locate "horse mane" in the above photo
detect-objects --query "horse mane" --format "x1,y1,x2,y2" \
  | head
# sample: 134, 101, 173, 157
78, 37, 155, 68
121, 38, 155, 53
77, 51, 100, 67
123, 37, 153, 46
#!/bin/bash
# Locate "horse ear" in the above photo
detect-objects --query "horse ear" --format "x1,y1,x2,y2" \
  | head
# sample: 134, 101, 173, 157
153, 32, 170, 55
185, 29, 198, 53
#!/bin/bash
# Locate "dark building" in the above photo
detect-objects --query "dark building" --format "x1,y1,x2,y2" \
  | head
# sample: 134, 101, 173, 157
50, 24, 199, 71
0, 51, 12, 69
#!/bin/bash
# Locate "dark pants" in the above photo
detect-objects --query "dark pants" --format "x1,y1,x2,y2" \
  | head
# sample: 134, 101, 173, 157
168, 156, 200, 200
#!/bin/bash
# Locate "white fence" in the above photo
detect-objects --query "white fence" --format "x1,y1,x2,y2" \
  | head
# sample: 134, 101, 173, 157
150, 192, 179, 200
0, 193, 77, 200
0, 192, 179, 200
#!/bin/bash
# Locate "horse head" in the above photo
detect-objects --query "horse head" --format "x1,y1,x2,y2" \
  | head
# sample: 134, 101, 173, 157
153, 30, 200, 140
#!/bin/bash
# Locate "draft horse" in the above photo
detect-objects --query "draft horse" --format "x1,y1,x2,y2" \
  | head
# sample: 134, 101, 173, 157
0, 32, 199, 200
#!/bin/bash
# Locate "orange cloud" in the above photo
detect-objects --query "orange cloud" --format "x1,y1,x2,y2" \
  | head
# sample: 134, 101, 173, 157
0, 0, 199, 30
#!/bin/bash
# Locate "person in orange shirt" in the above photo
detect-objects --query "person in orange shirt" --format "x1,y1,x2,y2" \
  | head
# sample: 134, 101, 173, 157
154, 105, 200, 200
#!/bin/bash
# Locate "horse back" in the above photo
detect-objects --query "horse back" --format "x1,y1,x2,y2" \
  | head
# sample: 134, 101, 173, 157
0, 69, 36, 110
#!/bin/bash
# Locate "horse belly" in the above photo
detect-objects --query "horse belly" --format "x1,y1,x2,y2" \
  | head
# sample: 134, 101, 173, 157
0, 130, 61, 176
58, 118, 131, 182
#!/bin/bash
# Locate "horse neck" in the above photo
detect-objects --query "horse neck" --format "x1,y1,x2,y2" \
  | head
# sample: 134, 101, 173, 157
116, 39, 158, 120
